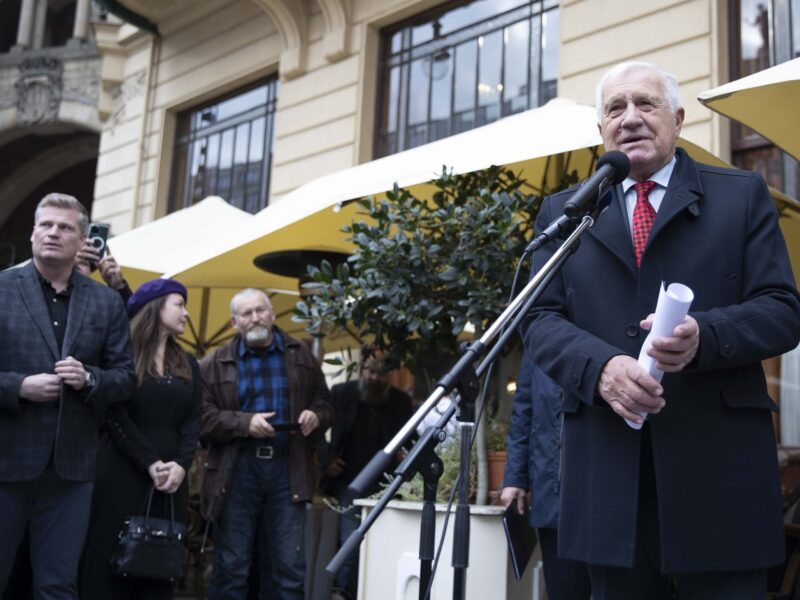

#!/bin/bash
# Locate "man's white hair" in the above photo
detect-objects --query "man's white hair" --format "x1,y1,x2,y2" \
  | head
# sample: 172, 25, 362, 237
230, 288, 272, 316
595, 61, 682, 122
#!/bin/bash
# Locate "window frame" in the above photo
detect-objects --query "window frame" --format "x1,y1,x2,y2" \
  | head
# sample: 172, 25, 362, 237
169, 75, 279, 214
373, 0, 559, 159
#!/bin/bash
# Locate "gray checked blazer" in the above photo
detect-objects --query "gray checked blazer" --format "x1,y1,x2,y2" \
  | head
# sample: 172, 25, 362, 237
0, 261, 136, 482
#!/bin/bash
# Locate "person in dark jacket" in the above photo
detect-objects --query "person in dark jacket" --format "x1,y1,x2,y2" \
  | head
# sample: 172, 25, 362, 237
320, 349, 413, 599
501, 357, 590, 600
0, 193, 136, 600
200, 288, 332, 600
80, 278, 201, 599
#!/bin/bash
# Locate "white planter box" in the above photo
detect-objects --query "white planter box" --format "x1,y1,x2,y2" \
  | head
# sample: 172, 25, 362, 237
355, 499, 542, 600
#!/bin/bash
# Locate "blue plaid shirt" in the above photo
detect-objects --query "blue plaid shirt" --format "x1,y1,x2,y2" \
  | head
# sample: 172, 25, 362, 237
237, 330, 290, 446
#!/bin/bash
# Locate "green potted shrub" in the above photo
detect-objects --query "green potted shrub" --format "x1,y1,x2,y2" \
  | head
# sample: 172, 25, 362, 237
295, 164, 573, 503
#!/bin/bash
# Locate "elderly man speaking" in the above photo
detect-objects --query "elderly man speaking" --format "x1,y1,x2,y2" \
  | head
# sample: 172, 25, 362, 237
523, 61, 800, 599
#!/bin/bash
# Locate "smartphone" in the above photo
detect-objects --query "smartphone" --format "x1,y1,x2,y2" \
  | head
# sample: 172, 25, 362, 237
87, 223, 110, 260
271, 422, 301, 432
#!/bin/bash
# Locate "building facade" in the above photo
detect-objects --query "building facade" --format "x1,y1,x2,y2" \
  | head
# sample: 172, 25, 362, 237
3, 1, 800, 440
0, 0, 105, 268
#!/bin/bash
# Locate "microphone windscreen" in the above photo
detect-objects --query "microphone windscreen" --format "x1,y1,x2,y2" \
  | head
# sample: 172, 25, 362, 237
596, 151, 631, 184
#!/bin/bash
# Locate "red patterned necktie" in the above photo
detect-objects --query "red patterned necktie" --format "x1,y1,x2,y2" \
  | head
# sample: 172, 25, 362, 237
632, 181, 657, 267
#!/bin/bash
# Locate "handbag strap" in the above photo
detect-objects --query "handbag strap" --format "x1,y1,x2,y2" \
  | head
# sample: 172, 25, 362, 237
140, 485, 156, 523
141, 485, 179, 533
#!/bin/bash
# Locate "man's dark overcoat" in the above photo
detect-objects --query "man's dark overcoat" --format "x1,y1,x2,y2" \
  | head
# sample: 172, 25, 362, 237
523, 148, 800, 572
0, 261, 136, 482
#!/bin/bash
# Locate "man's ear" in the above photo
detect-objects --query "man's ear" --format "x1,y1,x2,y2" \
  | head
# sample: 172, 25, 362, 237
675, 107, 685, 132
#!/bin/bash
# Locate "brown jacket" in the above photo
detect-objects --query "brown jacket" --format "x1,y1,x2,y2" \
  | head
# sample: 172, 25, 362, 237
198, 329, 332, 521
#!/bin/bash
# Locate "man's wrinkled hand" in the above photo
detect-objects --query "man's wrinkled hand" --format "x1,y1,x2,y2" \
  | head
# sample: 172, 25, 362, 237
19, 373, 61, 402
298, 410, 319, 436
248, 412, 276, 438
641, 314, 699, 373
326, 457, 346, 478
598, 355, 664, 424
54, 356, 88, 391
500, 486, 528, 515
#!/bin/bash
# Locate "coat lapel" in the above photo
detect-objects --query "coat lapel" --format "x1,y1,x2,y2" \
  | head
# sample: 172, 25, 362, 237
587, 186, 637, 275
17, 263, 60, 361
62, 274, 89, 359
648, 148, 703, 244
587, 148, 703, 271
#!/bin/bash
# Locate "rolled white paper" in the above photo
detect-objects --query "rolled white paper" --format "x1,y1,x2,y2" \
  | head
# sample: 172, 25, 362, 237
625, 282, 694, 430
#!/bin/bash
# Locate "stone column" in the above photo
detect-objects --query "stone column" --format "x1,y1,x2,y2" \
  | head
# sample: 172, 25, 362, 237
70, 0, 92, 44
32, 0, 48, 50
13, 0, 36, 50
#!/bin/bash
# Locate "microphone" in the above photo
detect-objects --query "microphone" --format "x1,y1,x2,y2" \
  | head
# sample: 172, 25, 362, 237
562, 151, 630, 218
523, 151, 629, 255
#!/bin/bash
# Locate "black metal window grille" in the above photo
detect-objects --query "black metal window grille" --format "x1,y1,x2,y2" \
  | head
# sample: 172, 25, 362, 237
170, 76, 278, 214
375, 0, 559, 158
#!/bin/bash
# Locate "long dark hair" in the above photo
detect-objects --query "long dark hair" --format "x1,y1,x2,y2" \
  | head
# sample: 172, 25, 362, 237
129, 295, 191, 384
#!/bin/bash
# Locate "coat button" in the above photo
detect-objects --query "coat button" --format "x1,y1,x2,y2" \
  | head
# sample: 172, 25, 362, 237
557, 389, 563, 399
626, 324, 639, 338
570, 375, 579, 385
723, 343, 733, 355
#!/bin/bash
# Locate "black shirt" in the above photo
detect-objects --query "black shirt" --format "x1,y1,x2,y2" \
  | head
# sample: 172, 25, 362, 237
37, 269, 74, 353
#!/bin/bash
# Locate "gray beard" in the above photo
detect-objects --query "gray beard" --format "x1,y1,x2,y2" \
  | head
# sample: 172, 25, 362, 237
245, 326, 271, 346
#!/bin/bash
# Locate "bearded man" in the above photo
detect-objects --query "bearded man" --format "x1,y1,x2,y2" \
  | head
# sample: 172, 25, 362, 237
200, 288, 332, 600
320, 349, 413, 600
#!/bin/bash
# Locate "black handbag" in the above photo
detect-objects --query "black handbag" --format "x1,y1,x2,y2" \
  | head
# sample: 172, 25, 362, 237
110, 486, 188, 581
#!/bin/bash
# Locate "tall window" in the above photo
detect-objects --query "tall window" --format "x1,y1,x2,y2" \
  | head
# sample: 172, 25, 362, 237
730, 0, 799, 198
375, 0, 559, 158
170, 77, 278, 214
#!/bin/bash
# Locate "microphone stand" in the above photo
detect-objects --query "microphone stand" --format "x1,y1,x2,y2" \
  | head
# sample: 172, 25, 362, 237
327, 204, 604, 599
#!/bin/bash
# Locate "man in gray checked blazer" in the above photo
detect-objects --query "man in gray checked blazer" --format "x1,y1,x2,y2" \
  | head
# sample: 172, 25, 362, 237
0, 193, 136, 599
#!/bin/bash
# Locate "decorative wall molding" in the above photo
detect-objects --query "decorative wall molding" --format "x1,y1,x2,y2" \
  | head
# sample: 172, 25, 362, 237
250, 0, 308, 80
108, 69, 146, 129
15, 56, 63, 126
317, 0, 350, 62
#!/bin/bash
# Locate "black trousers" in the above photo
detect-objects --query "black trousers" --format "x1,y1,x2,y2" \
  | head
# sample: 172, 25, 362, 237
588, 426, 767, 600
539, 527, 591, 600
0, 464, 93, 600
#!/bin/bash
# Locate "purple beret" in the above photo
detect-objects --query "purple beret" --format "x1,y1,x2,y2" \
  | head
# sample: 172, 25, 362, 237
127, 278, 188, 318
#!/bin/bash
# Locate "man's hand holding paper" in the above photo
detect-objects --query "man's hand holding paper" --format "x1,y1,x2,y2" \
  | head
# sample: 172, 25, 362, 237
598, 355, 664, 425
642, 314, 699, 373
616, 282, 695, 429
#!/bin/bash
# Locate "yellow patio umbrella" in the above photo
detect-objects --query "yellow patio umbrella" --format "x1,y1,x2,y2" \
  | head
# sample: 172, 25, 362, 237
164, 99, 603, 350
697, 57, 800, 161
104, 196, 300, 355
164, 99, 800, 349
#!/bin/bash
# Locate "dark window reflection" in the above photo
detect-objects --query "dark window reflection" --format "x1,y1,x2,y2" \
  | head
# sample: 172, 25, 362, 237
794, 1, 800, 57
730, 0, 799, 201
375, 0, 559, 158
170, 77, 278, 214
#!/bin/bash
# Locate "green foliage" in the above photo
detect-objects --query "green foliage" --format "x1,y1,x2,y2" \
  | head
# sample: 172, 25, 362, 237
371, 434, 476, 504
293, 165, 543, 377
485, 415, 510, 452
